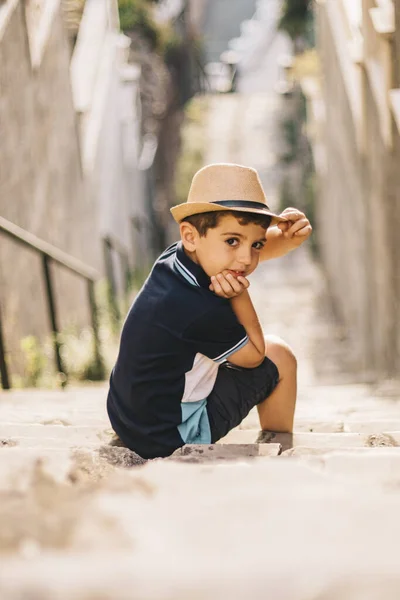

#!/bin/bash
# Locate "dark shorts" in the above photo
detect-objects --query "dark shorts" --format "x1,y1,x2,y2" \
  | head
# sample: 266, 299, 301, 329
206, 356, 280, 443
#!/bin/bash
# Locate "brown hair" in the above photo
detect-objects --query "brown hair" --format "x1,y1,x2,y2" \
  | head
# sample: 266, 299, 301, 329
182, 210, 271, 237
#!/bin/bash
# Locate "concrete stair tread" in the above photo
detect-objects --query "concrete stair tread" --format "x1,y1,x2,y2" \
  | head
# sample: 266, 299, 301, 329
2, 459, 400, 599
169, 443, 282, 461
2, 421, 400, 452
2, 444, 400, 489
282, 446, 400, 457
276, 419, 400, 433
220, 429, 400, 450
0, 424, 112, 440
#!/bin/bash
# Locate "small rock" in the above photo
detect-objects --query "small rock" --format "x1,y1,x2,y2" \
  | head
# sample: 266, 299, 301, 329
366, 434, 398, 447
98, 446, 147, 468
0, 439, 18, 447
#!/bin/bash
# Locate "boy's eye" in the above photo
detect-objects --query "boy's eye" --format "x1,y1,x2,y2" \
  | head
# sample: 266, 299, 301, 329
252, 241, 265, 250
225, 238, 239, 247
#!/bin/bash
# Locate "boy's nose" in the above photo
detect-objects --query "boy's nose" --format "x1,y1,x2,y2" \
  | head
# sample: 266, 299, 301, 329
238, 250, 252, 266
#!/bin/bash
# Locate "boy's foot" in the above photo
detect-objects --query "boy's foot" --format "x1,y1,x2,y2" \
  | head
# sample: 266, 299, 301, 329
256, 430, 293, 451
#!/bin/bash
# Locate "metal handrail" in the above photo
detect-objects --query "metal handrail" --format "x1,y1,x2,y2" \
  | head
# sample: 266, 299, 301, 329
0, 216, 105, 390
102, 235, 131, 322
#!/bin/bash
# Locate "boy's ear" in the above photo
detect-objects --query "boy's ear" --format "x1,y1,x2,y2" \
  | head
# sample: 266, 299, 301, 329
180, 221, 199, 252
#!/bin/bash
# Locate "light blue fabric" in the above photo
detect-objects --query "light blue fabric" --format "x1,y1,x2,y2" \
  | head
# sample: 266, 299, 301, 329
177, 399, 212, 444
213, 334, 249, 363
173, 258, 200, 287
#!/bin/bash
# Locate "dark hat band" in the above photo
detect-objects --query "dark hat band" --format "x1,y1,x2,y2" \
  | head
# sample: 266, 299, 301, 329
211, 199, 271, 212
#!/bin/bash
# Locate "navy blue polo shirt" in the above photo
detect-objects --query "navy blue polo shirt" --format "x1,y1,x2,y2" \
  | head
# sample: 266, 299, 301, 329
107, 241, 249, 459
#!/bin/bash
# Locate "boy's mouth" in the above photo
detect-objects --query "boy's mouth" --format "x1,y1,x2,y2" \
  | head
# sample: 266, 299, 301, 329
227, 269, 246, 278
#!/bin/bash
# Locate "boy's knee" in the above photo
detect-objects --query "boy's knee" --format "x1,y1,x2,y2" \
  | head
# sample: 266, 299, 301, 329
264, 335, 297, 372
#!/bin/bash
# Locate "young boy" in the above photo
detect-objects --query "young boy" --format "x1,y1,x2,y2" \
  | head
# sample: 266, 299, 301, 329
107, 163, 312, 459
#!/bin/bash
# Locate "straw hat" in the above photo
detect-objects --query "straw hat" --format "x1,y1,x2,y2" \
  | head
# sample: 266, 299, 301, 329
170, 163, 286, 225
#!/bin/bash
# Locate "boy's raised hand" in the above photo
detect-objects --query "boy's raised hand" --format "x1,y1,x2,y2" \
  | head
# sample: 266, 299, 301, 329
277, 207, 312, 239
209, 271, 250, 298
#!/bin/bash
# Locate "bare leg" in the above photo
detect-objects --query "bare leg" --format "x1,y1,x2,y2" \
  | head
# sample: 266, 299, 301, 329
256, 335, 297, 433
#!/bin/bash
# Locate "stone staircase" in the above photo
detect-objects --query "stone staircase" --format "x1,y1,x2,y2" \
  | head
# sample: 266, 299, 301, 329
2, 381, 400, 460
1, 381, 400, 599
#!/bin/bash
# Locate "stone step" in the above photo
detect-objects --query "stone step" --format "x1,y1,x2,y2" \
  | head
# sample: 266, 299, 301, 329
0, 448, 74, 490
238, 418, 400, 433
0, 445, 148, 490
0, 405, 105, 419
0, 443, 282, 492
220, 429, 400, 450
2, 423, 400, 453
1, 460, 400, 598
0, 424, 114, 447
4, 404, 400, 433
293, 449, 400, 484
298, 419, 400, 433
0, 438, 104, 449
3, 444, 400, 492
282, 446, 400, 457
169, 443, 282, 462
0, 424, 112, 441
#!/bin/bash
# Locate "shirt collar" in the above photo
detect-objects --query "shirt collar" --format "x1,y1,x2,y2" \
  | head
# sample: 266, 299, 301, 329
174, 242, 211, 289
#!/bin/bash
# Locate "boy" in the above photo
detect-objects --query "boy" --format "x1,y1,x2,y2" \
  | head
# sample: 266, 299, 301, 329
107, 163, 312, 459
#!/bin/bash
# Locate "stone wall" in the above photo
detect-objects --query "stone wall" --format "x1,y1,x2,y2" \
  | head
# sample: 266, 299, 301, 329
313, 1, 400, 379
0, 0, 147, 383
392, 1, 400, 374
0, 0, 95, 379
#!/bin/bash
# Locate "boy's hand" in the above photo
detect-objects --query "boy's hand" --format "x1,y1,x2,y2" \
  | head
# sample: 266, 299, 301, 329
277, 207, 312, 240
209, 271, 250, 298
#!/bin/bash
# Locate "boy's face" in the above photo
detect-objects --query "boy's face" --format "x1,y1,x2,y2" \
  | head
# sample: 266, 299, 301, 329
181, 214, 267, 278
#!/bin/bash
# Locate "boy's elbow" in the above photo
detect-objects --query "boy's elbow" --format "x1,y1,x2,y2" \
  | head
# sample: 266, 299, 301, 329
228, 347, 265, 369
247, 354, 265, 369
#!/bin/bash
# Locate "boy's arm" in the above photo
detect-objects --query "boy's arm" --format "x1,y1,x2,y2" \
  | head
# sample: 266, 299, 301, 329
227, 291, 265, 368
260, 208, 312, 262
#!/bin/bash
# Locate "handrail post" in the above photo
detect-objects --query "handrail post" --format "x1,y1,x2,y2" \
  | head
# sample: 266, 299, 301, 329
103, 238, 121, 322
42, 254, 67, 386
87, 279, 106, 380
0, 302, 10, 390
121, 252, 130, 294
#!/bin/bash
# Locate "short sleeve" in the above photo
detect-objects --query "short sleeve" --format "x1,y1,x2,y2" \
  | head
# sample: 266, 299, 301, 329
183, 304, 249, 363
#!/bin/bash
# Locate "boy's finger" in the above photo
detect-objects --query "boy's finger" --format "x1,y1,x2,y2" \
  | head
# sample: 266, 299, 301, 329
211, 276, 229, 298
286, 218, 310, 236
225, 273, 243, 294
216, 273, 235, 296
294, 224, 312, 237
280, 208, 305, 221
237, 276, 250, 289
277, 221, 292, 233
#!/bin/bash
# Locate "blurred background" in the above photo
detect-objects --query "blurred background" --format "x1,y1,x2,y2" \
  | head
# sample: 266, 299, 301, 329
0, 0, 399, 391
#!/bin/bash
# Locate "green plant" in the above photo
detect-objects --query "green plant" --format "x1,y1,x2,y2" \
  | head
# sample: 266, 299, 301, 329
278, 0, 314, 45
127, 265, 150, 296
20, 335, 47, 387
59, 325, 107, 382
162, 28, 183, 65
15, 278, 123, 389
118, 0, 162, 50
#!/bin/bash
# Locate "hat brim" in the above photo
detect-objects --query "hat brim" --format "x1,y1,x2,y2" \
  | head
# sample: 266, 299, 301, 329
170, 202, 287, 226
